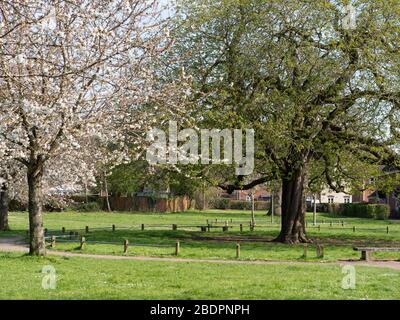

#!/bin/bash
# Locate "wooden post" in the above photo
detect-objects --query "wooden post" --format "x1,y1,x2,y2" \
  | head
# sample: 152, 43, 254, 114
175, 241, 180, 256
342, 221, 344, 227
361, 250, 371, 261
353, 226, 356, 233
316, 245, 324, 258
51, 236, 56, 248
69, 231, 74, 240
44, 228, 48, 236
387, 226, 389, 234
172, 224, 177, 231
330, 222, 332, 227
207, 224, 211, 232
222, 226, 228, 232
236, 243, 240, 259
124, 239, 129, 254
85, 226, 89, 233
201, 226, 207, 232
80, 236, 86, 250
62, 227, 65, 234
240, 224, 243, 233
303, 244, 307, 258
112, 224, 115, 232
313, 194, 317, 226
318, 225, 320, 232
141, 224, 144, 231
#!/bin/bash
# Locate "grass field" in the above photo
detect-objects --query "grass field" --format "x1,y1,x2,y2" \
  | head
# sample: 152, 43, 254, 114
1, 209, 400, 299
2, 209, 400, 261
1, 252, 400, 299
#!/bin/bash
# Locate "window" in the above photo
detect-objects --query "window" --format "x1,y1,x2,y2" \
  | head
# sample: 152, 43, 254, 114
344, 196, 350, 204
328, 196, 334, 204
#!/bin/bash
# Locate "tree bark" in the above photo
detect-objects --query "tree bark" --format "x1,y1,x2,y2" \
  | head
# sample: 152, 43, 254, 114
27, 166, 46, 256
274, 168, 311, 244
272, 182, 282, 216
0, 184, 10, 231
104, 172, 111, 212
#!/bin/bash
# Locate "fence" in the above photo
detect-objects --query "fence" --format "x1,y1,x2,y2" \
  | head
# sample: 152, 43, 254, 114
108, 195, 191, 213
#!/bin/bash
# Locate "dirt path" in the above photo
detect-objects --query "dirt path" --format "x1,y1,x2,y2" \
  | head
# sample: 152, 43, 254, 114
1, 236, 400, 271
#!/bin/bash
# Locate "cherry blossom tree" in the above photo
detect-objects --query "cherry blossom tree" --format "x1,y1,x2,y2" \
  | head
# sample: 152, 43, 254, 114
0, 0, 174, 255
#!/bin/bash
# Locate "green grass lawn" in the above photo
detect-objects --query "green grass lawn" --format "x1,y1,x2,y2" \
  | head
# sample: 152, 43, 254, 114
1, 251, 400, 299
2, 209, 400, 262
1, 209, 400, 299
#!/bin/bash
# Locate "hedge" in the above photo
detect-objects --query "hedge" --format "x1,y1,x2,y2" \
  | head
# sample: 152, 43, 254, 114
341, 203, 389, 220
209, 198, 269, 211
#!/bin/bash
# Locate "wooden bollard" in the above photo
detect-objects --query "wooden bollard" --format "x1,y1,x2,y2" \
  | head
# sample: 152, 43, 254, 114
62, 227, 65, 234
207, 224, 211, 232
51, 236, 56, 248
141, 224, 145, 231
124, 239, 129, 254
330, 222, 332, 227
69, 231, 74, 240
236, 243, 240, 259
172, 224, 178, 231
316, 245, 324, 258
80, 237, 86, 250
85, 226, 89, 233
303, 244, 307, 258
112, 224, 115, 232
175, 241, 180, 256
240, 224, 243, 233
353, 226, 356, 233
342, 221, 344, 227
318, 225, 320, 231
387, 226, 389, 234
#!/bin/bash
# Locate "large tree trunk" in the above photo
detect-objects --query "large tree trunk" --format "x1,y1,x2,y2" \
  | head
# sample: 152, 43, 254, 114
274, 168, 311, 244
27, 166, 46, 256
0, 184, 10, 231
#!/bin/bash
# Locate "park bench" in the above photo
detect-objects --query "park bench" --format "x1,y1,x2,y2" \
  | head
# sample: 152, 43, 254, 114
198, 225, 234, 232
353, 247, 400, 261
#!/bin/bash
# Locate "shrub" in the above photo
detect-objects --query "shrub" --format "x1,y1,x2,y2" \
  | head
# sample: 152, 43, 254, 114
209, 199, 270, 210
374, 204, 390, 220
341, 203, 389, 220
230, 200, 252, 210
209, 198, 230, 210
76, 202, 101, 212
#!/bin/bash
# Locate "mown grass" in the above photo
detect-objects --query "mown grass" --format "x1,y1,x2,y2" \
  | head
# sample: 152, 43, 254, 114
1, 252, 400, 300
2, 209, 400, 262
